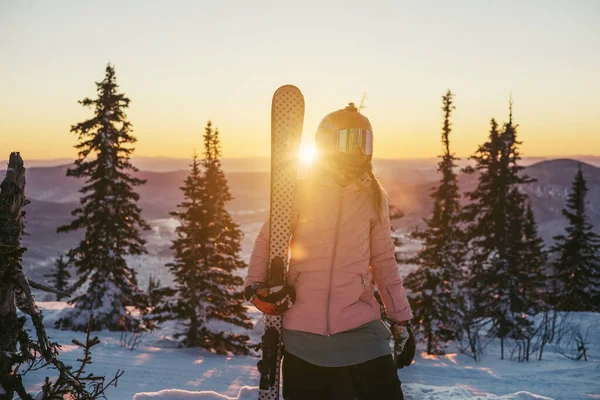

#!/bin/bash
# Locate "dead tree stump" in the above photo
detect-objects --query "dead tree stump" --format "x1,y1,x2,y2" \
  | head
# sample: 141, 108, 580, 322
0, 152, 31, 399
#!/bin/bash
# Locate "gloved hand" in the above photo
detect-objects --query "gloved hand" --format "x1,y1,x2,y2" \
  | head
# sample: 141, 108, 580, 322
244, 282, 296, 316
391, 321, 416, 369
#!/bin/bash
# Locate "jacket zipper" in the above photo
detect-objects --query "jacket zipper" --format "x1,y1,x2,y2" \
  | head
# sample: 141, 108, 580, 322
326, 188, 344, 336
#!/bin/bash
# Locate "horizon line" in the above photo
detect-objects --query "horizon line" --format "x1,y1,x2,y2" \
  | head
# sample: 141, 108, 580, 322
3, 154, 600, 162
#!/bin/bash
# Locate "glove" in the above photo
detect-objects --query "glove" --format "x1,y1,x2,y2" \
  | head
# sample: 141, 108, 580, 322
391, 321, 416, 369
244, 282, 296, 316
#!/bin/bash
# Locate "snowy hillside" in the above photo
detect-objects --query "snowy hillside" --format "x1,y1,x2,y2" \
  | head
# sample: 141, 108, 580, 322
11, 159, 599, 276
21, 303, 600, 400
9, 157, 600, 399
391, 159, 600, 244
520, 160, 600, 243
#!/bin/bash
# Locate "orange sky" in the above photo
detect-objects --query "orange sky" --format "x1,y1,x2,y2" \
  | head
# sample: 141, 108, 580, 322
1, 1, 598, 160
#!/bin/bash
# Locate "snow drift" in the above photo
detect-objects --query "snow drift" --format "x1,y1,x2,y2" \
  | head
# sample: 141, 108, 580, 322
133, 385, 553, 400
133, 386, 256, 400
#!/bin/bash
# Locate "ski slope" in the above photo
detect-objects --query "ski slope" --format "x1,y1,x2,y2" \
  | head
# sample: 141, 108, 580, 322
20, 302, 599, 400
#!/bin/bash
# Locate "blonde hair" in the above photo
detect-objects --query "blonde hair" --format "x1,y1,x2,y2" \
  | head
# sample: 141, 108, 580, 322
366, 162, 388, 224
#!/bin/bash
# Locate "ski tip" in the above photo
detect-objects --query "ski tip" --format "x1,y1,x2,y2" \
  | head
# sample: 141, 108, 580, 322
274, 84, 302, 95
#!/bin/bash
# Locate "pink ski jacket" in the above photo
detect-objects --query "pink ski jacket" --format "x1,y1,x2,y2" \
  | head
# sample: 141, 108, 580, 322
245, 172, 413, 336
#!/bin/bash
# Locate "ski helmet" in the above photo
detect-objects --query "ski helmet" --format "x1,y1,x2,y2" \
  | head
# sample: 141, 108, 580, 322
315, 102, 373, 167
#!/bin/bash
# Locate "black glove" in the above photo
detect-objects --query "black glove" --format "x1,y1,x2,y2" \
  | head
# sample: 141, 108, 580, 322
244, 282, 296, 316
391, 321, 416, 369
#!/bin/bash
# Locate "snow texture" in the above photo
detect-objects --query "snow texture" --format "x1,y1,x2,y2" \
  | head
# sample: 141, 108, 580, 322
133, 386, 554, 400
133, 387, 256, 400
403, 384, 553, 399
20, 303, 600, 400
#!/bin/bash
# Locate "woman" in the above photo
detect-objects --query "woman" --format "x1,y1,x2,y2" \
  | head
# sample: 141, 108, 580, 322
245, 103, 415, 400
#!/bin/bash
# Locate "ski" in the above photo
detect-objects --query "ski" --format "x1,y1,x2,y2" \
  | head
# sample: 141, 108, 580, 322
258, 85, 304, 400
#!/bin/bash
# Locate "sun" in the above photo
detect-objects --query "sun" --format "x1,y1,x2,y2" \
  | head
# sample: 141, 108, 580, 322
299, 145, 317, 165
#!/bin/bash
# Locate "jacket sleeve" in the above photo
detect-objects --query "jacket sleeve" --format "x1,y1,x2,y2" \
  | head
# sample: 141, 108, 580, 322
245, 219, 271, 288
244, 212, 299, 288
245, 181, 302, 289
369, 197, 413, 322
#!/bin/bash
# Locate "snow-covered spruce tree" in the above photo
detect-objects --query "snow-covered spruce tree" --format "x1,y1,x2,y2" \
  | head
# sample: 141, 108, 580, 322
459, 119, 503, 361
515, 202, 548, 314
461, 103, 544, 359
499, 108, 545, 334
157, 122, 251, 354
202, 123, 252, 344
503, 194, 548, 360
155, 153, 206, 346
551, 163, 600, 311
513, 201, 549, 361
405, 90, 465, 355
44, 254, 71, 301
55, 64, 151, 332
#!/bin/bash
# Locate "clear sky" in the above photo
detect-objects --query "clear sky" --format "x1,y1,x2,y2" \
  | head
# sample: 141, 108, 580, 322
1, 0, 598, 160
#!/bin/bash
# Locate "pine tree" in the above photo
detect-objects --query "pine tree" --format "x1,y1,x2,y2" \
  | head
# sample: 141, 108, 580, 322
551, 163, 600, 311
55, 64, 151, 332
146, 275, 165, 309
462, 101, 541, 358
45, 254, 71, 301
158, 152, 206, 346
405, 90, 465, 354
201, 123, 252, 342
460, 118, 503, 358
157, 122, 251, 354
504, 198, 548, 351
518, 203, 547, 316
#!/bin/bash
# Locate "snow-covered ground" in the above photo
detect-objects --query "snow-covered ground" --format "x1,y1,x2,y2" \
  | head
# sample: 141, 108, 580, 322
20, 302, 600, 400
19, 217, 600, 399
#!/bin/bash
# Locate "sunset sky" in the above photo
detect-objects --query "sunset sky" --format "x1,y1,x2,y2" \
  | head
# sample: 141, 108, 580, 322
1, 0, 598, 161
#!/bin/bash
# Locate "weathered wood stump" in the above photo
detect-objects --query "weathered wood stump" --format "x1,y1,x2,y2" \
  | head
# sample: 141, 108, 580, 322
0, 152, 73, 399
0, 152, 31, 399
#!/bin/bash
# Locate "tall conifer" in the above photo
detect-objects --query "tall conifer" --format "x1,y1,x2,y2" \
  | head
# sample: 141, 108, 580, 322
405, 90, 465, 354
156, 122, 251, 354
551, 164, 600, 311
55, 64, 150, 331
462, 102, 544, 358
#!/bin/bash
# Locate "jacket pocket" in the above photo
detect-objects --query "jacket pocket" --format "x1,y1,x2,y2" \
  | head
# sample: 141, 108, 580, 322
359, 272, 374, 306
293, 271, 302, 286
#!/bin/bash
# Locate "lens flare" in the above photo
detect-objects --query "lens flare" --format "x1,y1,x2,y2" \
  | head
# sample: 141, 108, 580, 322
299, 145, 317, 165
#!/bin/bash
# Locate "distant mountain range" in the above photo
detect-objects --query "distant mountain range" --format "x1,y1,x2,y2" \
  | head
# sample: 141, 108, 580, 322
3, 155, 600, 171
380, 159, 600, 241
1, 158, 598, 281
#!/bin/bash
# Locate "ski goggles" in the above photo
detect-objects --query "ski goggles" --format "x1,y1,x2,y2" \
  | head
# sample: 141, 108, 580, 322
335, 128, 373, 155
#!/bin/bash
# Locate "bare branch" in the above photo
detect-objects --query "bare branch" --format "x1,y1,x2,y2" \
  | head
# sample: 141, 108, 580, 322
29, 280, 71, 297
